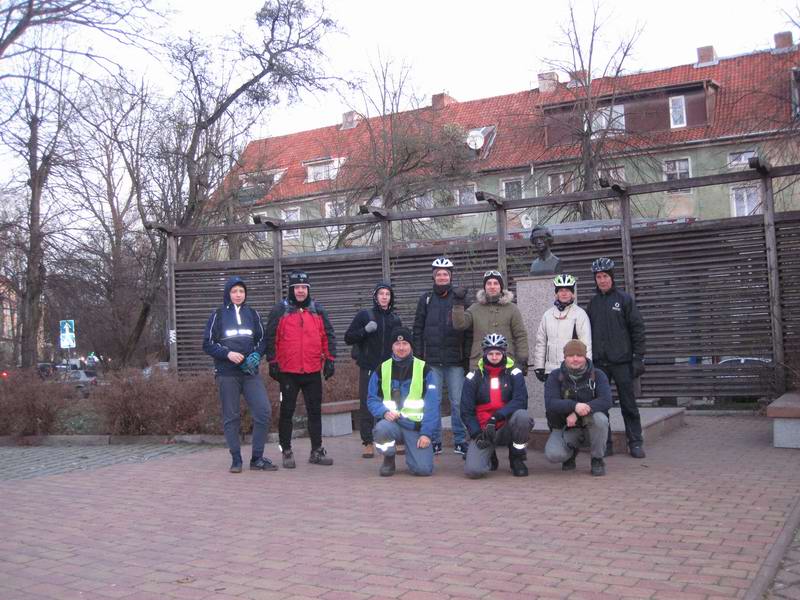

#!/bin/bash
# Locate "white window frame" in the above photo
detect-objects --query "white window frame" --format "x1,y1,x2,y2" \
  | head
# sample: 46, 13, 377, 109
663, 157, 692, 194
728, 150, 757, 170
282, 207, 300, 240
453, 183, 477, 206
669, 96, 687, 129
547, 172, 575, 195
500, 178, 524, 200
305, 158, 345, 183
598, 165, 626, 183
324, 198, 347, 219
730, 185, 761, 217
590, 104, 625, 138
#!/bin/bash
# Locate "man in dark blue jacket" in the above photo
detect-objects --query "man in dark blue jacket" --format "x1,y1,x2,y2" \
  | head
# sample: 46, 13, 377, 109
202, 276, 276, 473
412, 256, 470, 456
345, 282, 401, 458
544, 340, 612, 476
586, 257, 647, 458
461, 333, 532, 478
367, 327, 440, 477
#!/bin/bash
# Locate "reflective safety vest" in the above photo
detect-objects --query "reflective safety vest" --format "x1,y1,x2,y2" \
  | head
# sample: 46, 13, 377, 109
381, 357, 426, 422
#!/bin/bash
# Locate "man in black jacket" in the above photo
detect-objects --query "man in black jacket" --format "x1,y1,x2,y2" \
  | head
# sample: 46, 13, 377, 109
586, 257, 647, 459
413, 257, 470, 455
345, 282, 401, 458
544, 340, 612, 476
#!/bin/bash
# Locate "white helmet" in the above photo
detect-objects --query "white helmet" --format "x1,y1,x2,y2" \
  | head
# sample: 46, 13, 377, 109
431, 256, 454, 270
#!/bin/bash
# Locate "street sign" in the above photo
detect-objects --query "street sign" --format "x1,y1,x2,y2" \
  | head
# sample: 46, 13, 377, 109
60, 320, 76, 349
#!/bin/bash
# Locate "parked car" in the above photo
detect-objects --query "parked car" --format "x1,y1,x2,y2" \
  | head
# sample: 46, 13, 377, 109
142, 362, 170, 378
60, 369, 98, 397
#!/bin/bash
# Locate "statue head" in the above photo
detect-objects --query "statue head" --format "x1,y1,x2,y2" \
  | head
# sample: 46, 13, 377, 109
529, 225, 553, 253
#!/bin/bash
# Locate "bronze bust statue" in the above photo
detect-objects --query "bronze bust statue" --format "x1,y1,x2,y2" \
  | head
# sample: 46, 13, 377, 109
529, 225, 561, 275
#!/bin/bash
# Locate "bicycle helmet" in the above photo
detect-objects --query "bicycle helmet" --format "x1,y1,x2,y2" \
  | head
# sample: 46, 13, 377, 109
553, 273, 576, 290
481, 333, 508, 351
431, 256, 454, 270
591, 257, 615, 274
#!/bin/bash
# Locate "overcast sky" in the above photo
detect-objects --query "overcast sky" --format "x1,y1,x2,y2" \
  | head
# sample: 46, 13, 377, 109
127, 0, 800, 138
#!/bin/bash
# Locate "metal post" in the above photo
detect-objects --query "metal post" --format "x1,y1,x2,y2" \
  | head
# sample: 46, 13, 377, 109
271, 228, 283, 301
166, 234, 178, 371
762, 174, 785, 394
495, 206, 508, 276
620, 193, 635, 298
381, 220, 392, 282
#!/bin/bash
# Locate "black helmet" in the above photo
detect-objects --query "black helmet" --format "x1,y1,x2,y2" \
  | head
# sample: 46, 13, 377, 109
288, 270, 310, 287
591, 257, 615, 274
481, 333, 508, 351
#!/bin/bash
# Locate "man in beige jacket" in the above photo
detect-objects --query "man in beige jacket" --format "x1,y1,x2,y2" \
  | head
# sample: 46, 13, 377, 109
452, 270, 529, 374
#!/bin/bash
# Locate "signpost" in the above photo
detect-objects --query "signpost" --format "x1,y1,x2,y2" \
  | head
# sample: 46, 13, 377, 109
59, 320, 76, 349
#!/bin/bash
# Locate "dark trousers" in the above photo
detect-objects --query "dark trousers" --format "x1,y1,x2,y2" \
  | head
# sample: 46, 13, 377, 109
595, 361, 643, 445
358, 367, 376, 445
217, 373, 270, 460
279, 371, 323, 450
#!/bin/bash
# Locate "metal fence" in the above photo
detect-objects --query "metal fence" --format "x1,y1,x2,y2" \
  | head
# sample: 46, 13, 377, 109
160, 163, 800, 402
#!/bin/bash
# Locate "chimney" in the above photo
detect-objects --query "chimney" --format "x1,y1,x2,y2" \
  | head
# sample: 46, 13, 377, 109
431, 92, 457, 110
537, 71, 559, 94
340, 110, 360, 130
696, 45, 717, 65
774, 31, 794, 50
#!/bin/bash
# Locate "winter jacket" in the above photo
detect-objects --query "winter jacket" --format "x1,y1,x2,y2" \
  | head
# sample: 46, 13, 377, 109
345, 305, 402, 371
544, 360, 612, 430
533, 303, 592, 374
452, 290, 529, 370
202, 276, 267, 376
586, 286, 646, 365
460, 358, 528, 439
264, 298, 336, 374
412, 287, 469, 367
367, 357, 441, 439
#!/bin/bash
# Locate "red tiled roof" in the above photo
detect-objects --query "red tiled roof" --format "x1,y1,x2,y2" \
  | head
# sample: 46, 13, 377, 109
238, 46, 799, 204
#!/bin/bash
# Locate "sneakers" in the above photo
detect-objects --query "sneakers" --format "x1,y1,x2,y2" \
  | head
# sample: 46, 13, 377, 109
379, 454, 396, 477
229, 458, 243, 474
490, 451, 499, 471
362, 443, 374, 459
562, 448, 578, 471
250, 457, 278, 471
432, 442, 442, 455
282, 449, 296, 469
309, 447, 333, 466
629, 443, 646, 459
510, 458, 528, 477
454, 442, 468, 457
591, 457, 606, 476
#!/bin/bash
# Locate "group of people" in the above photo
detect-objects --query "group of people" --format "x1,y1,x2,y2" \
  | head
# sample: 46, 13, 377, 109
202, 252, 646, 479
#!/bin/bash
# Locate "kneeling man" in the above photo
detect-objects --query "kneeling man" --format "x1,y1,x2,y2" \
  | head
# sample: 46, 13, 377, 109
544, 340, 612, 476
368, 327, 440, 476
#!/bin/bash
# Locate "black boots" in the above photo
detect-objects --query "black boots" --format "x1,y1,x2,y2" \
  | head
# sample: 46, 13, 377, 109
591, 457, 606, 476
380, 454, 396, 477
629, 443, 646, 459
509, 450, 528, 477
562, 448, 578, 471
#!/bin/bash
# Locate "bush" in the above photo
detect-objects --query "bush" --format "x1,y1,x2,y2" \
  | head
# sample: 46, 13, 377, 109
0, 370, 76, 436
322, 360, 360, 402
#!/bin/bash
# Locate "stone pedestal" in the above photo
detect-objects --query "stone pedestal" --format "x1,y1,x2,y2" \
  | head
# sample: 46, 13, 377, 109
516, 275, 556, 418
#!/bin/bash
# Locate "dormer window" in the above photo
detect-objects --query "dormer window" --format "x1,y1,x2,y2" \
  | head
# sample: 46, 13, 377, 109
669, 96, 687, 128
589, 104, 625, 137
237, 168, 286, 204
304, 157, 345, 183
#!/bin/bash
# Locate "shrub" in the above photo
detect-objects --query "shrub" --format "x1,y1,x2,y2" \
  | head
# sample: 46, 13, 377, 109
0, 370, 75, 436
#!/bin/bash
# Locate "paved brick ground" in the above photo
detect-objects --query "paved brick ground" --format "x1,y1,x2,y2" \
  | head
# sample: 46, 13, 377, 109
1, 415, 799, 600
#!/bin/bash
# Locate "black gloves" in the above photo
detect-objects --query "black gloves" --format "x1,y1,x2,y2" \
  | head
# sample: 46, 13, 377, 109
476, 418, 497, 450
519, 362, 529, 377
451, 287, 468, 306
534, 368, 546, 382
323, 358, 335, 380
632, 356, 646, 379
268, 362, 281, 381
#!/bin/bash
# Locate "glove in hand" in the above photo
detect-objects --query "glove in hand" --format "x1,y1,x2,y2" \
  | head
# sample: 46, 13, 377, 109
632, 356, 646, 379
268, 362, 281, 381
364, 321, 378, 333
323, 358, 335, 380
240, 352, 260, 375
534, 368, 546, 382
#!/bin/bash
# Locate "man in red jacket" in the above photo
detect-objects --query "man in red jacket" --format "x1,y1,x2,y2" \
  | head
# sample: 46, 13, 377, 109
266, 270, 337, 468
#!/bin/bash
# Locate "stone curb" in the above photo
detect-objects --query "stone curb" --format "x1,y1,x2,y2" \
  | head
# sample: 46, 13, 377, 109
744, 493, 800, 600
0, 430, 307, 447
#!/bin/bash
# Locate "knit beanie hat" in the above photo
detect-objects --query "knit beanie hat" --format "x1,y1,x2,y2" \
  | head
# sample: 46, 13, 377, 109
563, 339, 587, 358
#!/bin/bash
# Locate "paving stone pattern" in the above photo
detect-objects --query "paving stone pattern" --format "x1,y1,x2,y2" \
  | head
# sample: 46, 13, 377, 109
0, 416, 799, 599
0, 444, 215, 481
769, 525, 800, 600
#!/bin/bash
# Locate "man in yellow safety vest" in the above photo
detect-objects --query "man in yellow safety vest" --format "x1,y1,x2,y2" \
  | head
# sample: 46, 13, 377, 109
367, 327, 441, 477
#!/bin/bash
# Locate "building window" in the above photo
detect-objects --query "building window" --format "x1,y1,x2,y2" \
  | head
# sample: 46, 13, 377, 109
413, 192, 435, 210
282, 207, 300, 240
501, 179, 524, 200
728, 150, 757, 169
663, 158, 691, 193
731, 185, 761, 216
598, 166, 626, 184
548, 172, 575, 195
454, 184, 476, 206
305, 158, 345, 183
590, 104, 625, 137
324, 199, 347, 219
669, 96, 686, 128
239, 168, 285, 190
